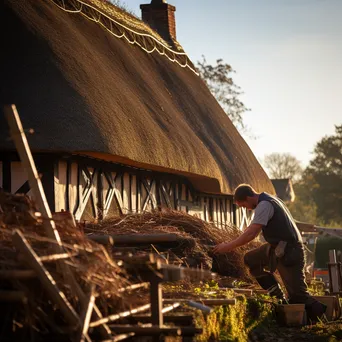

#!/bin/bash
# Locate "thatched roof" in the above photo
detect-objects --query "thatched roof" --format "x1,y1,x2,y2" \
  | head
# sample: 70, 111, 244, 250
0, 0, 274, 195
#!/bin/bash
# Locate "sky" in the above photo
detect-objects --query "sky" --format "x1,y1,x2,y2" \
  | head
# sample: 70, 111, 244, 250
127, 0, 342, 167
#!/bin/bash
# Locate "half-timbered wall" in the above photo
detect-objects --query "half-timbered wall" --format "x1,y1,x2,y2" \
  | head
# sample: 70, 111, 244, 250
0, 155, 249, 229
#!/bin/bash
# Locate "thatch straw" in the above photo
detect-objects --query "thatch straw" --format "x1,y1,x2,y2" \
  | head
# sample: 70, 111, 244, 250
86, 210, 261, 281
0, 192, 133, 336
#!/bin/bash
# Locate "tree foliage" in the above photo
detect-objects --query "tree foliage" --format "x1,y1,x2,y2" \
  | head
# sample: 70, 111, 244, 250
263, 153, 303, 182
287, 125, 342, 226
304, 125, 342, 224
197, 56, 249, 131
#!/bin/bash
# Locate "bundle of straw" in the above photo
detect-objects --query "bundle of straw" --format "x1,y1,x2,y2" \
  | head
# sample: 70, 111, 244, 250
86, 210, 261, 280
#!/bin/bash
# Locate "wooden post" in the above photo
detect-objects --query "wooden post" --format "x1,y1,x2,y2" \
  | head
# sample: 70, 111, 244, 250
329, 250, 341, 293
78, 285, 95, 342
4, 104, 63, 246
150, 280, 163, 327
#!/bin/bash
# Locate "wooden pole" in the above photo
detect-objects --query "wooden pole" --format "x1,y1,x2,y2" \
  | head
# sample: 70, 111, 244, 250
90, 304, 151, 328
78, 285, 95, 342
4, 104, 63, 246
329, 250, 341, 293
88, 233, 181, 245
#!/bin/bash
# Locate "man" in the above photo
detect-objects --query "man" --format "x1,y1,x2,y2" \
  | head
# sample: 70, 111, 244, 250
213, 184, 326, 322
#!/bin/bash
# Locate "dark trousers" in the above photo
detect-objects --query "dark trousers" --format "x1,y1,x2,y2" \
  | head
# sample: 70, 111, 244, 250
244, 243, 321, 312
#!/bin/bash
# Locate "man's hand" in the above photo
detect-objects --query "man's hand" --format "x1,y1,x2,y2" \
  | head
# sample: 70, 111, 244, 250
212, 223, 263, 255
213, 241, 235, 254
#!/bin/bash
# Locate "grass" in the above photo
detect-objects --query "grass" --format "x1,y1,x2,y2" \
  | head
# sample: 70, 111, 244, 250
163, 280, 342, 342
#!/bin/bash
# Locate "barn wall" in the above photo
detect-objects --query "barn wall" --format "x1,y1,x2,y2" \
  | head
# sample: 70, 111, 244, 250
0, 154, 247, 229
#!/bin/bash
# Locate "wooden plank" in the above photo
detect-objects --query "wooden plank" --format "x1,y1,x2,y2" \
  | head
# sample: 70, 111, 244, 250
329, 250, 340, 293
111, 333, 135, 342
217, 199, 222, 228
180, 184, 187, 212
177, 200, 201, 211
54, 160, 67, 212
159, 182, 170, 209
78, 285, 95, 342
199, 197, 205, 221
69, 163, 78, 215
130, 314, 193, 325
141, 179, 157, 211
150, 280, 163, 326
213, 198, 217, 226
90, 304, 151, 328
163, 297, 233, 305
131, 174, 137, 213
161, 302, 181, 314
108, 325, 202, 336
118, 282, 149, 293
163, 298, 235, 306
4, 105, 62, 245
74, 167, 97, 220
160, 264, 213, 282
89, 233, 181, 245
122, 173, 130, 214
12, 230, 80, 327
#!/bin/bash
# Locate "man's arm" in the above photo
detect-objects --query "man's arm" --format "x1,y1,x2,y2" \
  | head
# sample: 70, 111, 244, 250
213, 223, 263, 254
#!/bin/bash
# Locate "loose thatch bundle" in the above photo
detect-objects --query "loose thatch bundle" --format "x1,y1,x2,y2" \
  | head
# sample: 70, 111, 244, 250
0, 192, 131, 337
86, 210, 261, 281
0, 192, 128, 294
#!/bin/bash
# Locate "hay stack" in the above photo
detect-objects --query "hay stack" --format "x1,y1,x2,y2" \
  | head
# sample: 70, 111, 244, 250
86, 210, 261, 281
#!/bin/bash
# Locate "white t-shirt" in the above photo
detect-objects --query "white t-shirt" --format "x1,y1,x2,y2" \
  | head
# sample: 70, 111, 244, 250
251, 201, 274, 226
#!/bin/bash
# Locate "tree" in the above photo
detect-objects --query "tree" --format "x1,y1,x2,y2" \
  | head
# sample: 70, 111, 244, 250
262, 153, 303, 182
304, 125, 342, 224
287, 178, 319, 223
197, 56, 249, 131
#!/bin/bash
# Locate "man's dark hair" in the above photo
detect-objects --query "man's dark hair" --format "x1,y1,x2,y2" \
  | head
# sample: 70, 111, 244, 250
234, 184, 257, 202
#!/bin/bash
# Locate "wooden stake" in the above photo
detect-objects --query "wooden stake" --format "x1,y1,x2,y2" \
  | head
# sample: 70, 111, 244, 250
4, 104, 63, 246
78, 285, 95, 342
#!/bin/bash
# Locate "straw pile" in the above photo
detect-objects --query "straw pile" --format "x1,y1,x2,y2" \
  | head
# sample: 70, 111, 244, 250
86, 210, 261, 281
0, 192, 131, 337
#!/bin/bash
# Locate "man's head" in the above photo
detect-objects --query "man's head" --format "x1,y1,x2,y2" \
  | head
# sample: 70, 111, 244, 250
234, 184, 259, 210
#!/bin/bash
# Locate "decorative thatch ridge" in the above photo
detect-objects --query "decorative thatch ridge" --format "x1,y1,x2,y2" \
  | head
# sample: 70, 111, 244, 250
51, 0, 198, 74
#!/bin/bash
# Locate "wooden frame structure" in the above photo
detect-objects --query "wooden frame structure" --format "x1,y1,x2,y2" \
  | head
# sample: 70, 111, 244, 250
0, 152, 252, 229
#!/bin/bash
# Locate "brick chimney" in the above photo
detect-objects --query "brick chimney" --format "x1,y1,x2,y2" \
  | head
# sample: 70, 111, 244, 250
140, 0, 176, 43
